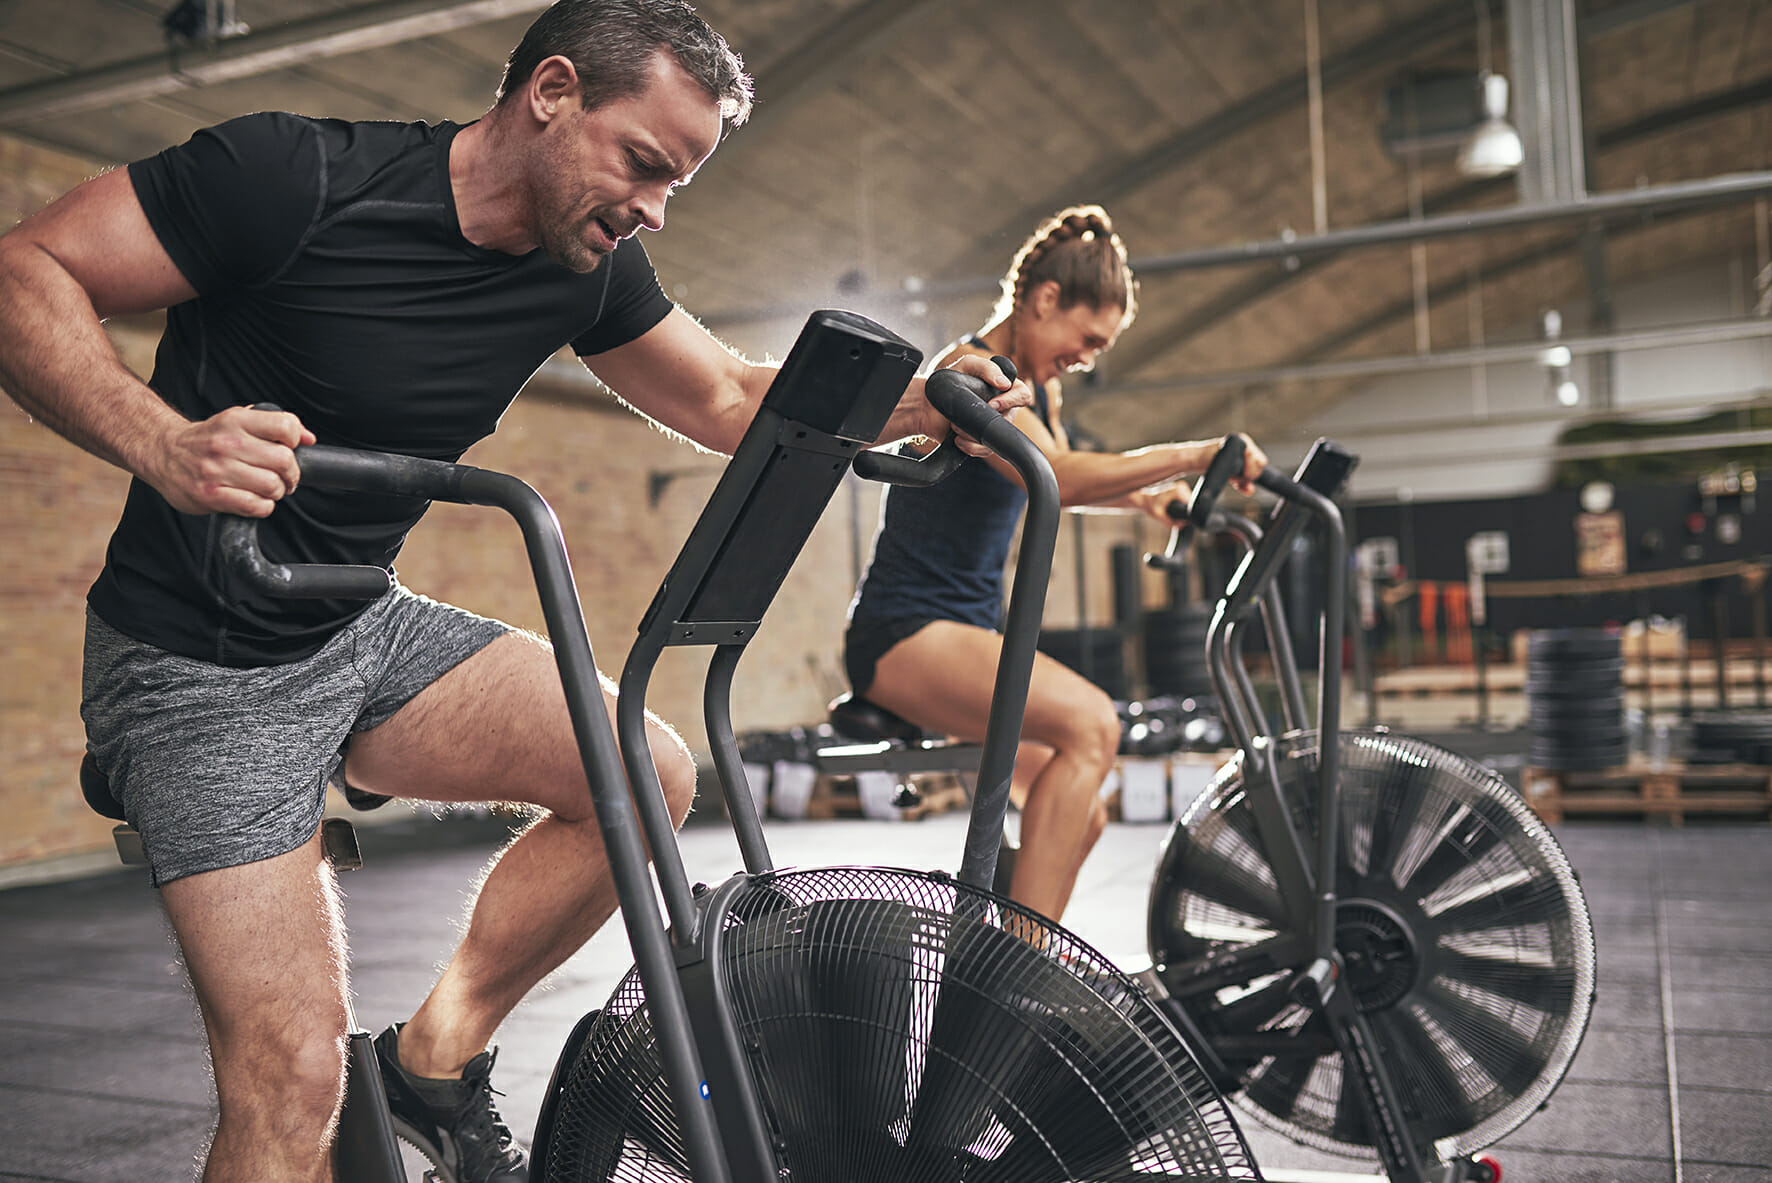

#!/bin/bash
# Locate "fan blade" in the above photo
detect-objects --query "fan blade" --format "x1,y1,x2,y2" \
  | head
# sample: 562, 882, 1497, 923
1175, 831, 1287, 929
1245, 1050, 1316, 1121
1434, 947, 1575, 1012
1427, 878, 1566, 935
1402, 809, 1505, 900
1415, 979, 1549, 1097
1361, 765, 1427, 885
1373, 1006, 1485, 1135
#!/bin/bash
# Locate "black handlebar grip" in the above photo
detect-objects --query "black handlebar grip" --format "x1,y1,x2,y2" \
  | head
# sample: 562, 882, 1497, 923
923, 359, 1017, 452
1256, 464, 1307, 501
216, 409, 396, 600
852, 437, 967, 486
216, 515, 391, 600
1188, 434, 1246, 529
856, 356, 1018, 486
1143, 497, 1193, 572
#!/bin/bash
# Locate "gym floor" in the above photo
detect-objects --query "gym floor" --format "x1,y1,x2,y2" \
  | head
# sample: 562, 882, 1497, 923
1, 734, 1767, 1182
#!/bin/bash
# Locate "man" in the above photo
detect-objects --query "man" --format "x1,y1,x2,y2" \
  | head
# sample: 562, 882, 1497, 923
0, 2, 1026, 1180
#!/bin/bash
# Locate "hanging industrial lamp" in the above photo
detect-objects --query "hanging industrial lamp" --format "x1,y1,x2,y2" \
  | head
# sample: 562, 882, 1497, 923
1457, 71, 1524, 178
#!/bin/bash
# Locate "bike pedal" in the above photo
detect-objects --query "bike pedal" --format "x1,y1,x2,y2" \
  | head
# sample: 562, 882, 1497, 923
1288, 956, 1338, 1007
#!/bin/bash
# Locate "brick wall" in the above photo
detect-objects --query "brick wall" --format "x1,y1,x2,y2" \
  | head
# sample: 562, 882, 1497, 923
0, 132, 1153, 874
1, 137, 134, 871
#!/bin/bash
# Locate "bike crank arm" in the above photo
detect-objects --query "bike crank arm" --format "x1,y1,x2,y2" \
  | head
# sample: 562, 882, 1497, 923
1309, 963, 1435, 1182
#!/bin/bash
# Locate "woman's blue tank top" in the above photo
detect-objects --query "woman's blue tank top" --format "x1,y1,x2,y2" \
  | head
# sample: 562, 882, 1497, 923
848, 342, 1050, 632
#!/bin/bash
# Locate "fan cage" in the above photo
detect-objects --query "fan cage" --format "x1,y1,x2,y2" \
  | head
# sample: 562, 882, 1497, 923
1154, 730, 1596, 1163
545, 864, 1264, 1182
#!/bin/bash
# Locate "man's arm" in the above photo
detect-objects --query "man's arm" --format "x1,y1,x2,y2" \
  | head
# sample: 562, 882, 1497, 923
583, 307, 1028, 457
0, 169, 310, 516
580, 306, 772, 455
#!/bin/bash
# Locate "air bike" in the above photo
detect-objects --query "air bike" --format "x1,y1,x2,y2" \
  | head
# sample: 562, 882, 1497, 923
216, 309, 1262, 1182
1139, 436, 1598, 1183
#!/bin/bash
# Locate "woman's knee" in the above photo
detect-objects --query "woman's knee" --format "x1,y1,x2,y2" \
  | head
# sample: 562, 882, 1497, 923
1085, 795, 1110, 846
1067, 693, 1123, 770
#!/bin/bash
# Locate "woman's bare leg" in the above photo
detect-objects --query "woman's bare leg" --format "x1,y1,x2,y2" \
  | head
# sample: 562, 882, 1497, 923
866, 621, 1117, 920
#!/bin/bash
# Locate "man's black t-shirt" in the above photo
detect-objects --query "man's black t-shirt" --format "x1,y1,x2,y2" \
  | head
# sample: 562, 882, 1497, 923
90, 112, 674, 667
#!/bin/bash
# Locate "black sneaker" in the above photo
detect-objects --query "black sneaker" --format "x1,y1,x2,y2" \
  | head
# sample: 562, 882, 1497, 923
374, 1023, 528, 1183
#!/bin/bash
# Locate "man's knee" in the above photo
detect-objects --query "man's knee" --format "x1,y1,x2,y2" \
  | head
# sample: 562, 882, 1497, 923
654, 723, 696, 825
213, 1020, 347, 1129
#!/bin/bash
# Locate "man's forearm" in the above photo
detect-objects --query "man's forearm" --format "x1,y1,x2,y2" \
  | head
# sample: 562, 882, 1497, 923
0, 239, 178, 477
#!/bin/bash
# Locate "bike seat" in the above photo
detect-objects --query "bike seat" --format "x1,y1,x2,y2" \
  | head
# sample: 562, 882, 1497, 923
79, 753, 127, 822
78, 753, 364, 870
827, 693, 932, 745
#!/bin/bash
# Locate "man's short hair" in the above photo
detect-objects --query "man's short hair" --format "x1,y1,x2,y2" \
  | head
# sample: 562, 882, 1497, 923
498, 0, 753, 129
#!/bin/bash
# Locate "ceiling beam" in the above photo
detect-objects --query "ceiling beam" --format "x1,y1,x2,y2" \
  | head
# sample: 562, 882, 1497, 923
694, 0, 1755, 332
699, 162, 1772, 332
1076, 195, 1743, 439
725, 0, 944, 146
1099, 73, 1772, 376
939, 0, 1501, 282
0, 0, 549, 125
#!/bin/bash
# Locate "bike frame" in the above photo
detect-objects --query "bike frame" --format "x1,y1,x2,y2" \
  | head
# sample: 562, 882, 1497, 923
222, 311, 1060, 1183
1157, 440, 1463, 1183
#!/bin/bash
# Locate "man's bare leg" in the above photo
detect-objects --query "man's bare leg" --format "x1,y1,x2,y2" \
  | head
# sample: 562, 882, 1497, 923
340, 629, 696, 1077
159, 828, 349, 1183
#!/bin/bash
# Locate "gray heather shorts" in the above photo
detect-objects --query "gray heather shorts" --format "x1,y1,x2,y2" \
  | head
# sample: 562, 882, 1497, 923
80, 584, 511, 886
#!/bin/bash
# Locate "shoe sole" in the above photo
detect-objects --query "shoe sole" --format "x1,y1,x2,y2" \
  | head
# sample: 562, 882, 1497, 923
389, 1113, 458, 1183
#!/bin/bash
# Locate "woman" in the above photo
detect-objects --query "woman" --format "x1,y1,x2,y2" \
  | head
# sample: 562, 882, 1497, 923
844, 205, 1265, 921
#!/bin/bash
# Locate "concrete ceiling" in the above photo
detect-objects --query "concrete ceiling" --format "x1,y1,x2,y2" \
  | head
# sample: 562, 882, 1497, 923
1, 0, 1768, 449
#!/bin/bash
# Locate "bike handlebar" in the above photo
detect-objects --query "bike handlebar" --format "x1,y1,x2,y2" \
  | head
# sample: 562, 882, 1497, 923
851, 357, 1018, 488
1145, 497, 1194, 572
216, 441, 484, 600
217, 512, 391, 600
1188, 434, 1246, 529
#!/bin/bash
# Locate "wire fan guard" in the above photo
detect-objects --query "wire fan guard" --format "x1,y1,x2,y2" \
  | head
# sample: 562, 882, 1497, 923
1149, 730, 1595, 1161
544, 865, 1262, 1181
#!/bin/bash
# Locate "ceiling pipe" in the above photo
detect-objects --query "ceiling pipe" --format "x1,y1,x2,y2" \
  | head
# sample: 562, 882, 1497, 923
701, 168, 1772, 328
1123, 170, 1772, 277
1101, 74, 1772, 378
1073, 317, 1772, 397
0, 0, 550, 125
1266, 390, 1772, 446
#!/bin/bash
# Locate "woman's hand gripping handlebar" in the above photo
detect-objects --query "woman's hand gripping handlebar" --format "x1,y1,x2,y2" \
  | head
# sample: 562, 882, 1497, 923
1187, 433, 1298, 530
852, 357, 1019, 487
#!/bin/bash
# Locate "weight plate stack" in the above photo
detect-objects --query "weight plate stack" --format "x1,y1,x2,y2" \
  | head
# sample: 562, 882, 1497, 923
1037, 627, 1129, 700
1526, 629, 1625, 771
1143, 604, 1214, 698
1688, 710, 1772, 764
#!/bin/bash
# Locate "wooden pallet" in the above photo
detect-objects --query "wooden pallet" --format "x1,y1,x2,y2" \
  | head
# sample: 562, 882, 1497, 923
805, 771, 971, 821
1522, 760, 1772, 825
1374, 660, 1772, 699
